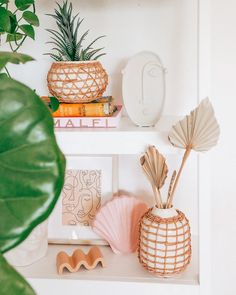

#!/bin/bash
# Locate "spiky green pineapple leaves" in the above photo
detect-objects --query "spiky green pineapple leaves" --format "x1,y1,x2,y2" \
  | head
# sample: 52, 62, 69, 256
45, 0, 106, 61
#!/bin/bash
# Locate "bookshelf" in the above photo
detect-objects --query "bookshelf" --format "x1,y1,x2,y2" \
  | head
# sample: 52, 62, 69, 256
54, 116, 178, 155
16, 119, 211, 295
17, 238, 199, 295
15, 0, 212, 294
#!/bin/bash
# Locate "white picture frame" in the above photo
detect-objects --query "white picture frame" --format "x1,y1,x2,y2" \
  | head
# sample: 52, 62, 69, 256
48, 155, 113, 245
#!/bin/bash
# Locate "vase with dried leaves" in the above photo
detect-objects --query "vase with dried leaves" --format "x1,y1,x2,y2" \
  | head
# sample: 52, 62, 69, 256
138, 98, 220, 277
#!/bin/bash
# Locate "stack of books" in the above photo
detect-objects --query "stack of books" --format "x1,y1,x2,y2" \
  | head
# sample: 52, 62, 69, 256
41, 96, 122, 128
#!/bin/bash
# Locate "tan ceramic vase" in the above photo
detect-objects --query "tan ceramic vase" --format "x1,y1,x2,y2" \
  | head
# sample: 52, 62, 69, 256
4, 220, 48, 266
47, 61, 108, 103
138, 206, 191, 277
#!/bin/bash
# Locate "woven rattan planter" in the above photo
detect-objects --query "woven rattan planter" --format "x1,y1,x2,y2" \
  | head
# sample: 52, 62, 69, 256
47, 61, 108, 103
138, 206, 191, 277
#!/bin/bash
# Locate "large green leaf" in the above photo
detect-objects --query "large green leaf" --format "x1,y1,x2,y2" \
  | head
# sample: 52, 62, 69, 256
6, 33, 24, 42
0, 76, 66, 253
49, 96, 60, 112
20, 24, 35, 39
8, 14, 18, 34
23, 11, 39, 27
0, 7, 11, 33
15, 0, 34, 11
0, 254, 36, 295
0, 52, 34, 71
0, 73, 8, 79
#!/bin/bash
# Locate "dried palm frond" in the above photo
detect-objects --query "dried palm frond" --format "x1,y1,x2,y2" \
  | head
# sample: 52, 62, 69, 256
166, 98, 220, 207
140, 146, 168, 208
168, 98, 220, 152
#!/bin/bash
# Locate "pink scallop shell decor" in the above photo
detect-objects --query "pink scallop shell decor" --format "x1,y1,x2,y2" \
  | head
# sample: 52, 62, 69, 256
92, 195, 148, 254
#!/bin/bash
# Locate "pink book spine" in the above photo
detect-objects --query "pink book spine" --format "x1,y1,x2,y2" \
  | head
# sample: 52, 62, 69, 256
54, 106, 122, 129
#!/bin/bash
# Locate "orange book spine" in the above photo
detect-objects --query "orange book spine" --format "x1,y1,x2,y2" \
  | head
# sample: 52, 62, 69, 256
52, 102, 111, 117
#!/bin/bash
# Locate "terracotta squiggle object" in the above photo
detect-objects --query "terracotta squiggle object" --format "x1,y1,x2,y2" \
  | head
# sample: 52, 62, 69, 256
56, 246, 106, 274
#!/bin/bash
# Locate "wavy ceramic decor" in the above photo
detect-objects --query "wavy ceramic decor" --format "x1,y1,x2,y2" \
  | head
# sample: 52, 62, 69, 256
57, 246, 106, 274
92, 195, 148, 254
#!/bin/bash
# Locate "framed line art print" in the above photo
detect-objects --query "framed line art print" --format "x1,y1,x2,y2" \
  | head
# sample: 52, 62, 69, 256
48, 155, 113, 245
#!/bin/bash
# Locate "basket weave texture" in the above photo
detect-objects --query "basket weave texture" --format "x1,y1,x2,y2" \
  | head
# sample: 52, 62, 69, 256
47, 61, 108, 103
138, 208, 191, 277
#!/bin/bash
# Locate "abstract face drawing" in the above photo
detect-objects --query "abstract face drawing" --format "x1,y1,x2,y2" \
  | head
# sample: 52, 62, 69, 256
77, 189, 93, 218
62, 169, 101, 226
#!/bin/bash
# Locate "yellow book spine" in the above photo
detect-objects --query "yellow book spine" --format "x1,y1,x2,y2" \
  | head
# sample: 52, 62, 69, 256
52, 102, 112, 117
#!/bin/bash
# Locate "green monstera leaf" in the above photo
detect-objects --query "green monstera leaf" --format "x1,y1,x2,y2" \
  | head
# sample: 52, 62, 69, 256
0, 254, 36, 295
0, 76, 66, 254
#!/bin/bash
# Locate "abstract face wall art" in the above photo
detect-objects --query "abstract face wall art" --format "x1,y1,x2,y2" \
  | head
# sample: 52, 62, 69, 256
48, 156, 113, 243
62, 169, 102, 226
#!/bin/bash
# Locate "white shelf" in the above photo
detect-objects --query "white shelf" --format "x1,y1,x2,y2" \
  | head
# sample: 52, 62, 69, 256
55, 116, 179, 155
16, 237, 198, 293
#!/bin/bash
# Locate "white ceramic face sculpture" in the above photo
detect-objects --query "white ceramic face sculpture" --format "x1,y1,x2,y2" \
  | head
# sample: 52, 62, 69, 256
4, 220, 48, 266
122, 51, 166, 127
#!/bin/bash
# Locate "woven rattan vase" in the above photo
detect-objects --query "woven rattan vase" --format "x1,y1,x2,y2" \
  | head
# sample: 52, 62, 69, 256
47, 61, 108, 103
138, 206, 191, 277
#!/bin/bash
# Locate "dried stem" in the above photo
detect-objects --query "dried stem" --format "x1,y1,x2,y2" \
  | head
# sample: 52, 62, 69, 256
166, 148, 192, 208
166, 170, 177, 208
152, 184, 163, 209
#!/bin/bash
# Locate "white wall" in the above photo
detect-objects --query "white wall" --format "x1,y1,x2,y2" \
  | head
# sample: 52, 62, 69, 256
6, 0, 198, 115
15, 0, 198, 231
5, 0, 235, 293
211, 1, 236, 295
2, 0, 200, 235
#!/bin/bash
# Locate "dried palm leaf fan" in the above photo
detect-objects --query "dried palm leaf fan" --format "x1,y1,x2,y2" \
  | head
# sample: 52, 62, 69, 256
166, 97, 220, 208
140, 146, 168, 208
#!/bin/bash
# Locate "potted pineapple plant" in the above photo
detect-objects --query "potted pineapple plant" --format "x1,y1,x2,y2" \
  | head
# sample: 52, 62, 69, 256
46, 0, 108, 103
